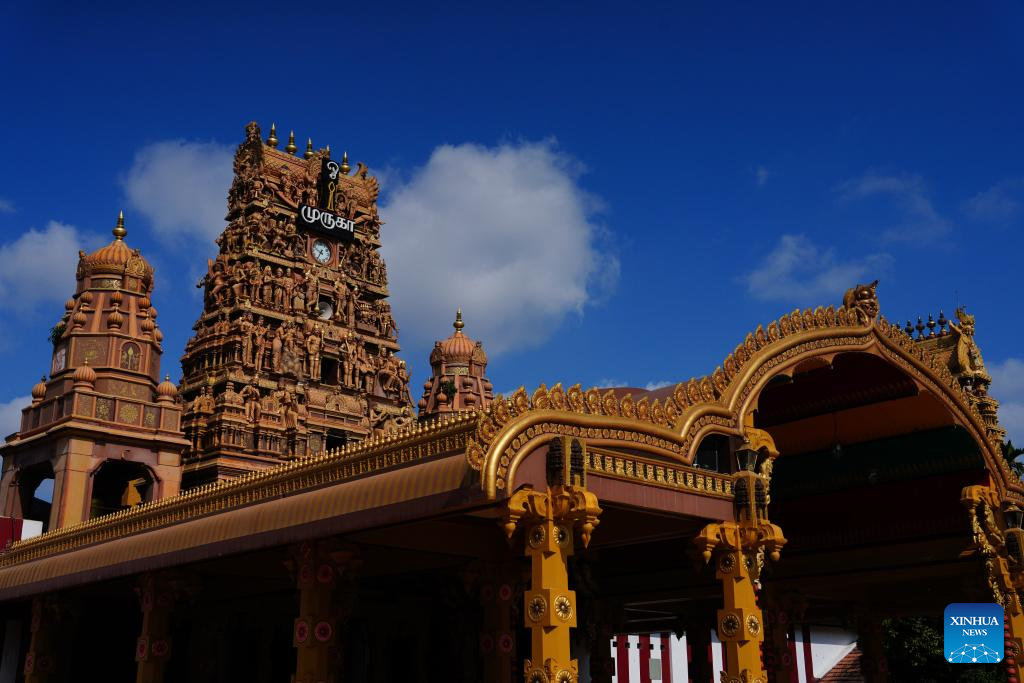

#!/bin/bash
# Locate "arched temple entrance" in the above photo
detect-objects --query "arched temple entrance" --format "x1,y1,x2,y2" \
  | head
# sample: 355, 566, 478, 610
89, 460, 154, 518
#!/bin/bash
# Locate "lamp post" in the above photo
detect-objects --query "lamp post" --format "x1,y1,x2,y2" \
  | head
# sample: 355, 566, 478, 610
1005, 505, 1023, 530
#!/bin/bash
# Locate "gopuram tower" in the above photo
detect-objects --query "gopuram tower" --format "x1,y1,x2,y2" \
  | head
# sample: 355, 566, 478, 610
179, 122, 413, 485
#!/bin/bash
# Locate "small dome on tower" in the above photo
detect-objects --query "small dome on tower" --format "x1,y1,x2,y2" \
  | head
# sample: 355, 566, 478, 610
31, 377, 47, 402
419, 309, 494, 420
79, 211, 154, 284
431, 310, 478, 366
72, 360, 97, 386
156, 375, 178, 399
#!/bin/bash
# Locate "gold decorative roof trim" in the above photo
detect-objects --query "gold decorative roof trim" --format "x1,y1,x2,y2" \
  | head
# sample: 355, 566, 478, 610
467, 301, 1018, 502
1, 412, 476, 568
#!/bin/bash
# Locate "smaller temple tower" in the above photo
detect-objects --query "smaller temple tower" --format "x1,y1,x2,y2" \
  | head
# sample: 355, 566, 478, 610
0, 213, 187, 531
418, 310, 494, 419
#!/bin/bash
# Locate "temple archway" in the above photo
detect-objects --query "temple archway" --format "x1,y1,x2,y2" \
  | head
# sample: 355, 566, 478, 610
89, 460, 154, 519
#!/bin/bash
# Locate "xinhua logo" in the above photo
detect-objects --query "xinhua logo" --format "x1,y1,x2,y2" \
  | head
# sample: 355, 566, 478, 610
944, 603, 1003, 663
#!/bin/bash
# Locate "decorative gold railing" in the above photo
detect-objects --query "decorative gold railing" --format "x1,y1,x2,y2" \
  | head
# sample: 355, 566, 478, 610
585, 447, 734, 498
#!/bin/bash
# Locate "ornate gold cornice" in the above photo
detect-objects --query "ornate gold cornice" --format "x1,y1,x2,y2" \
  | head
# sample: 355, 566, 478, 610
1, 413, 476, 568
468, 300, 1018, 502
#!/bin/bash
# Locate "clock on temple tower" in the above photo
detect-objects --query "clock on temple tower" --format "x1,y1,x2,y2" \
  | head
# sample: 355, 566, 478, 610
179, 122, 413, 486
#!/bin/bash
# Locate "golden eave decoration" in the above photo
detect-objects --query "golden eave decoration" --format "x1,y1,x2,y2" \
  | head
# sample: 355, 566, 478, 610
467, 296, 1017, 502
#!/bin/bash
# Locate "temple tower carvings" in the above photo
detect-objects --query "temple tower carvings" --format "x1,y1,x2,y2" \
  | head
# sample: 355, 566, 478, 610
179, 122, 413, 485
0, 213, 187, 531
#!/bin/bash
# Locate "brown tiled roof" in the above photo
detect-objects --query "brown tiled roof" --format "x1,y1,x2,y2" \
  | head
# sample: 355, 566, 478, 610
820, 647, 865, 682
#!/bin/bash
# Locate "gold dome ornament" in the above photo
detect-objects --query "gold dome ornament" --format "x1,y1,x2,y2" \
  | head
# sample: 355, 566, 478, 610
267, 122, 279, 148
286, 130, 297, 154
113, 209, 127, 240
304, 137, 314, 159
340, 151, 350, 174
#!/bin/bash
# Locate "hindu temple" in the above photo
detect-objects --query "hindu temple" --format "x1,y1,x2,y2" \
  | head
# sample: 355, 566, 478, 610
0, 122, 1020, 683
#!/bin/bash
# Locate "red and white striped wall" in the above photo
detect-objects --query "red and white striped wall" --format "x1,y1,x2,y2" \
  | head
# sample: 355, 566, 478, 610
609, 626, 857, 682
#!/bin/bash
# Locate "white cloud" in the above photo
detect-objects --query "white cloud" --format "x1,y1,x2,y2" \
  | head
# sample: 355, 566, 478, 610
990, 358, 1024, 444
0, 395, 29, 438
742, 234, 891, 302
121, 140, 233, 247
965, 178, 1024, 224
755, 166, 772, 187
837, 171, 951, 242
0, 198, 14, 213
644, 380, 673, 391
0, 222, 101, 313
381, 140, 618, 355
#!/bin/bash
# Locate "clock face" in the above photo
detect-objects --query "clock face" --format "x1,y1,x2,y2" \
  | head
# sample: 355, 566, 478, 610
317, 300, 334, 320
312, 240, 332, 264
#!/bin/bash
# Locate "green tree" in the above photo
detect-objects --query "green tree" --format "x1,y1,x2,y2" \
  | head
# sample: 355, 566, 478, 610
882, 617, 1004, 682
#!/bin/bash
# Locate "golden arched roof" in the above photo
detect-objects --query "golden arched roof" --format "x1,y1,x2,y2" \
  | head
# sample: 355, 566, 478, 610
467, 293, 1016, 503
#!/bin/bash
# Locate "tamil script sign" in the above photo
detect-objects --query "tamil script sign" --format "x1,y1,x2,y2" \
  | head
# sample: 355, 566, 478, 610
297, 204, 355, 240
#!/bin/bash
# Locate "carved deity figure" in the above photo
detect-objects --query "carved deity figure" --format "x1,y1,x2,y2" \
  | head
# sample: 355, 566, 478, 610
274, 267, 289, 311
241, 381, 262, 423
304, 269, 320, 313
345, 285, 358, 327
277, 389, 299, 430
950, 307, 991, 385
271, 325, 284, 372
201, 259, 229, 308
357, 343, 374, 393
238, 312, 255, 368
253, 316, 269, 374
341, 333, 356, 388
376, 301, 397, 339
261, 266, 274, 304
306, 327, 322, 381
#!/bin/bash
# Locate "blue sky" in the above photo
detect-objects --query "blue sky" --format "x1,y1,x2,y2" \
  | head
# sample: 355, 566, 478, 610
1, 1, 1023, 442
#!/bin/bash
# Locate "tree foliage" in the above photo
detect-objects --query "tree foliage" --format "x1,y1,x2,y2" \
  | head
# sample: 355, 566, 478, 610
882, 617, 1004, 682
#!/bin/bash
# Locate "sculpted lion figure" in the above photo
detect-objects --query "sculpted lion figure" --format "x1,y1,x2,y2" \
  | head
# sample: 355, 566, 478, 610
842, 279, 879, 323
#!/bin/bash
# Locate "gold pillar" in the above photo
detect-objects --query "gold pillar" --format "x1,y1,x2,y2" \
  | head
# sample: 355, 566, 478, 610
504, 436, 601, 683
24, 595, 69, 683
693, 463, 786, 683
135, 573, 175, 683
961, 484, 1024, 675
291, 541, 357, 683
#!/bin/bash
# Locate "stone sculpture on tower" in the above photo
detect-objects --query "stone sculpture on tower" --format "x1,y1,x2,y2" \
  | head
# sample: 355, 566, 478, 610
178, 122, 414, 485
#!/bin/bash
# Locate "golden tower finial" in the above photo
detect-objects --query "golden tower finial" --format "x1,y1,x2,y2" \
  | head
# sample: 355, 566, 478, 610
340, 151, 350, 175
454, 308, 464, 332
286, 130, 297, 154
325, 144, 331, 158
267, 123, 279, 148
113, 210, 127, 240
304, 137, 314, 159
